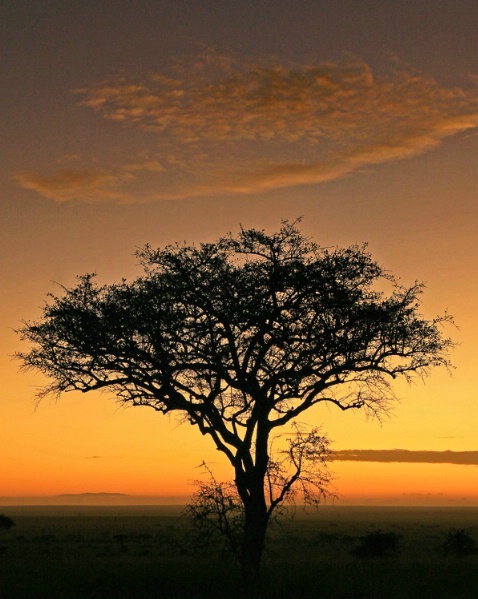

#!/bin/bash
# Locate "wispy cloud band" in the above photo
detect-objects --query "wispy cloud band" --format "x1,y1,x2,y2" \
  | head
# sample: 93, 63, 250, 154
14, 169, 131, 203
333, 449, 478, 466
16, 51, 478, 202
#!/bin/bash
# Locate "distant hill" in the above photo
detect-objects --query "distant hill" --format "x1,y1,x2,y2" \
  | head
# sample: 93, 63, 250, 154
55, 493, 128, 498
0, 494, 189, 506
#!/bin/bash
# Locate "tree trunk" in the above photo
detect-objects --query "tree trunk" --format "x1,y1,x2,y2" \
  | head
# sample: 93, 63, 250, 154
240, 489, 269, 589
235, 423, 271, 589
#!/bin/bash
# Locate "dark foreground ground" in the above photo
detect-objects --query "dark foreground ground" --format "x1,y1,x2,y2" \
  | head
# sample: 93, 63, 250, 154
0, 506, 477, 599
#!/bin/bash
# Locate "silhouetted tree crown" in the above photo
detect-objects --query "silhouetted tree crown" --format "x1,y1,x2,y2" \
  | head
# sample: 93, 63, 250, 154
17, 221, 453, 577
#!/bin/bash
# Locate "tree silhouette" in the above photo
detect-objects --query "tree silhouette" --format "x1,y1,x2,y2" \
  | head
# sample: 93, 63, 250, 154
17, 221, 453, 580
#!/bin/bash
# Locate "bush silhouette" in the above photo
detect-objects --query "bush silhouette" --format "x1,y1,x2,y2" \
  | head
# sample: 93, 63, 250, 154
0, 515, 15, 530
442, 528, 477, 557
353, 529, 400, 557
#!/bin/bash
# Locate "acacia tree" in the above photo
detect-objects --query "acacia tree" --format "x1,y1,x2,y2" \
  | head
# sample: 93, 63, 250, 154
17, 222, 452, 579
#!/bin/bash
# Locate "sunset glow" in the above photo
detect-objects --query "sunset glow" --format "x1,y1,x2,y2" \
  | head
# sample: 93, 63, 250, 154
2, 1, 478, 505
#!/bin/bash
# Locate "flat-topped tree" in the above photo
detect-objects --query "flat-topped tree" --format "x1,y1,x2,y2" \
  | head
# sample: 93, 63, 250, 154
17, 221, 453, 580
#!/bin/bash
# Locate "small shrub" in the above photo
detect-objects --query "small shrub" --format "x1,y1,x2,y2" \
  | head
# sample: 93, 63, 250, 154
0, 515, 15, 530
113, 533, 129, 552
184, 466, 244, 561
352, 529, 400, 558
442, 528, 477, 557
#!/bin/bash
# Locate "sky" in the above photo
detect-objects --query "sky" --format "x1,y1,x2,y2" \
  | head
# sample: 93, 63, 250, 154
1, 0, 478, 506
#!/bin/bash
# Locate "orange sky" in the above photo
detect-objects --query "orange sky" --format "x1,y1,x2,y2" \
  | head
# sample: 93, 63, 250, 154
1, 1, 478, 505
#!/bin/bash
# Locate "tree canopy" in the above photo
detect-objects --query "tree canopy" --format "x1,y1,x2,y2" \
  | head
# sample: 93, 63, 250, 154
17, 221, 453, 577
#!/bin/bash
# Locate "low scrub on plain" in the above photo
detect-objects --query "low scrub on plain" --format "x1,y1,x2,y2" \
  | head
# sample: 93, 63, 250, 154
441, 528, 477, 557
352, 529, 400, 558
0, 515, 15, 530
1, 507, 478, 599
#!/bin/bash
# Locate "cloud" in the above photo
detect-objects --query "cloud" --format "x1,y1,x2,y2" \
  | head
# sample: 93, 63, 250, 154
14, 169, 131, 203
124, 160, 165, 173
14, 158, 171, 203
332, 449, 478, 466
18, 51, 478, 202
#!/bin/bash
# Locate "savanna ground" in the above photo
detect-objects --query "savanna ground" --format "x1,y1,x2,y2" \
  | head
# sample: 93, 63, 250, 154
0, 505, 477, 599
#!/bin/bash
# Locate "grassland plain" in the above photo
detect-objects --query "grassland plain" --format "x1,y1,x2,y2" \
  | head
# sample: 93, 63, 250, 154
0, 506, 477, 599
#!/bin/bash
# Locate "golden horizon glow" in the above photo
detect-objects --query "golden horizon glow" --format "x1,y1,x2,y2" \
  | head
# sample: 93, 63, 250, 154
2, 1, 478, 505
